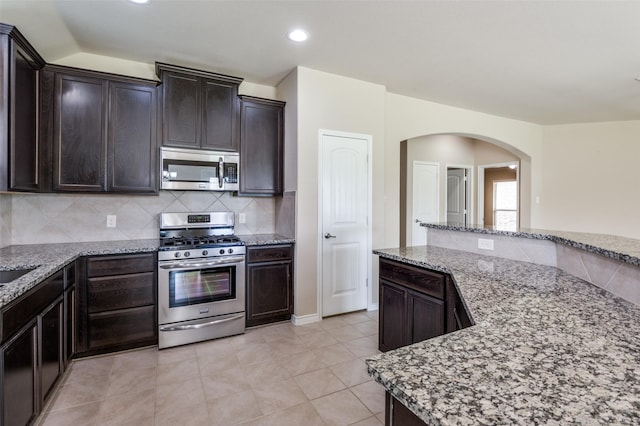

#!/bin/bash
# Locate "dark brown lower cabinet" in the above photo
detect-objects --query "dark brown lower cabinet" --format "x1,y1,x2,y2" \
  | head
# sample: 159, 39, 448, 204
1, 321, 37, 426
38, 298, 63, 404
246, 244, 294, 327
378, 258, 471, 352
1, 265, 71, 426
385, 392, 426, 426
76, 252, 157, 357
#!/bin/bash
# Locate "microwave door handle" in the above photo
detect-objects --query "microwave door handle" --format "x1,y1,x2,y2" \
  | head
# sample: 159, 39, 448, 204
218, 157, 224, 188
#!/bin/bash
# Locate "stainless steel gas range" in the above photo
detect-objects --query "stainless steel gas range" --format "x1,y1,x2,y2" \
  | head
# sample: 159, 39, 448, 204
157, 211, 245, 349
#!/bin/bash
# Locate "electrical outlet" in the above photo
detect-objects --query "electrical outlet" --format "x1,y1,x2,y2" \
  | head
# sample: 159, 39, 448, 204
478, 238, 494, 250
106, 215, 117, 228
238, 213, 246, 224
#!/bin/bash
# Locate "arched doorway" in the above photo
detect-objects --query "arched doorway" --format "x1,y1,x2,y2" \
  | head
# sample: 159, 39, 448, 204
399, 133, 531, 247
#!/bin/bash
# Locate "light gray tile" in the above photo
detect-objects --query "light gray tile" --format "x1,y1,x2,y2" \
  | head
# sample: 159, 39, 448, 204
606, 263, 640, 305
579, 249, 622, 289
556, 244, 591, 283
311, 389, 372, 425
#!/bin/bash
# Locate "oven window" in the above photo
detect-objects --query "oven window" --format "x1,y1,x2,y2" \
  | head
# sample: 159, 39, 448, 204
169, 266, 236, 307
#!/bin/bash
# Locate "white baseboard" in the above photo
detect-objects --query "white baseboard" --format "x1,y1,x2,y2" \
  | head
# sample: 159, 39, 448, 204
367, 303, 379, 312
291, 313, 321, 326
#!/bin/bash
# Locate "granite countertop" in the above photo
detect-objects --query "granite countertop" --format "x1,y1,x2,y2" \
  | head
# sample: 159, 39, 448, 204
0, 234, 294, 308
0, 239, 160, 308
238, 234, 295, 246
422, 222, 640, 267
367, 245, 640, 424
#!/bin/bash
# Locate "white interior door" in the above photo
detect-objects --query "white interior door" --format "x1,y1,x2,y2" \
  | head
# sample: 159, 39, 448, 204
320, 131, 370, 317
447, 168, 467, 224
412, 162, 439, 245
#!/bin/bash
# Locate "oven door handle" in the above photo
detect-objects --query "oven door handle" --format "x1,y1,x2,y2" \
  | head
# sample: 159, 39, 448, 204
159, 314, 245, 332
159, 256, 245, 270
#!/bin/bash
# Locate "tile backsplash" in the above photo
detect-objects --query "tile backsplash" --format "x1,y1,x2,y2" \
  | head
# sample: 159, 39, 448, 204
2, 191, 277, 246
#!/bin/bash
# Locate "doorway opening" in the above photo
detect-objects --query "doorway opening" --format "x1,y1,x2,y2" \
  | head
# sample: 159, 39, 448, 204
446, 166, 472, 225
477, 162, 519, 228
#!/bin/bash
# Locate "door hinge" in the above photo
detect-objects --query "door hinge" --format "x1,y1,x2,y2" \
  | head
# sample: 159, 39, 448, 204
464, 176, 468, 182
366, 278, 369, 287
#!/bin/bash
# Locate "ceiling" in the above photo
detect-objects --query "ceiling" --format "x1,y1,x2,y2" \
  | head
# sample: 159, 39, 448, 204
1, 0, 639, 125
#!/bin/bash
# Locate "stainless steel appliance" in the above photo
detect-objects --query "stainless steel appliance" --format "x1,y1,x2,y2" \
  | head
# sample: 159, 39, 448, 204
157, 211, 245, 349
160, 147, 239, 191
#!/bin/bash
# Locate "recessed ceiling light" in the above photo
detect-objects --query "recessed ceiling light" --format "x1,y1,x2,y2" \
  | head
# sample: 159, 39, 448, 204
287, 29, 309, 42
128, 0, 150, 4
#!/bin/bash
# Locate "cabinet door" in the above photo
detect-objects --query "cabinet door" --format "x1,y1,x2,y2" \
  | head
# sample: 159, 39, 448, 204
161, 71, 200, 148
39, 298, 63, 404
1, 322, 37, 426
408, 291, 445, 345
246, 261, 292, 327
108, 81, 157, 193
202, 78, 238, 151
379, 281, 407, 352
239, 97, 284, 195
53, 73, 107, 191
10, 45, 39, 191
64, 286, 75, 367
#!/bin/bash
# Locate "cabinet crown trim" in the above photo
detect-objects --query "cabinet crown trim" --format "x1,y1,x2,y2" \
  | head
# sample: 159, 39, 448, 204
239, 95, 286, 107
0, 23, 46, 68
155, 62, 243, 84
44, 64, 160, 86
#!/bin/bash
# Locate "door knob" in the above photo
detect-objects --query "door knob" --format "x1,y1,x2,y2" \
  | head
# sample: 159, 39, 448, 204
324, 233, 336, 239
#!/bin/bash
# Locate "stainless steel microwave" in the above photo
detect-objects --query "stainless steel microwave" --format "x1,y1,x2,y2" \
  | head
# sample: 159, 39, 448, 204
160, 147, 239, 191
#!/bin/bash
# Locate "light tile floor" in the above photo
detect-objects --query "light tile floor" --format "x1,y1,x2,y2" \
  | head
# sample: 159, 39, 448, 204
37, 310, 385, 426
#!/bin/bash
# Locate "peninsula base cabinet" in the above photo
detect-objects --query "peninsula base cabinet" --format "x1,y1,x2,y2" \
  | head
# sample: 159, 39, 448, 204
385, 392, 427, 426
76, 253, 157, 357
1, 264, 75, 426
378, 258, 471, 352
246, 244, 294, 327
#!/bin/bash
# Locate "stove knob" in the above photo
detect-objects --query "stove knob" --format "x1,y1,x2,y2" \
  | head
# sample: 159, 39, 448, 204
202, 250, 208, 256
228, 248, 234, 254
219, 249, 225, 255
174, 252, 181, 258
184, 251, 191, 258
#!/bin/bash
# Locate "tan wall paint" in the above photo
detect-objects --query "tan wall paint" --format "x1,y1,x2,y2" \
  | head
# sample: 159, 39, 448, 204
540, 120, 640, 239
385, 93, 543, 249
292, 67, 386, 317
404, 135, 520, 244
484, 167, 518, 226
52, 52, 277, 98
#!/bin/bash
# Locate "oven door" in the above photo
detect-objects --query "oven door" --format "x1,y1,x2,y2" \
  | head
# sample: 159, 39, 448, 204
158, 256, 245, 325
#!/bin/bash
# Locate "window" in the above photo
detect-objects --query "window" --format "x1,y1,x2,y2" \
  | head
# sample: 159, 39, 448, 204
493, 180, 517, 231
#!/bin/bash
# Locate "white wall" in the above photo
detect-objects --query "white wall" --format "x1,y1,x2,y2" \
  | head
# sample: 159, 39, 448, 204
540, 120, 640, 239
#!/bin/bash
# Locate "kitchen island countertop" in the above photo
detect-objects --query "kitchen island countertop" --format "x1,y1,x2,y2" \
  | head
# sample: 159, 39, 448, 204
367, 245, 640, 425
421, 222, 640, 267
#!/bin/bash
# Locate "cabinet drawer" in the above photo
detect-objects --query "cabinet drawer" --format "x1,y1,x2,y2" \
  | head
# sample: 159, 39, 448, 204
247, 245, 293, 263
1, 270, 64, 343
87, 305, 156, 349
379, 259, 444, 299
87, 272, 155, 313
87, 253, 155, 277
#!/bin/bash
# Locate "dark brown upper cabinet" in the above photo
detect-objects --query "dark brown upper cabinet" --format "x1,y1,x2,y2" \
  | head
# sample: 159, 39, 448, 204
0, 24, 46, 192
156, 62, 243, 152
238, 96, 285, 196
40, 65, 158, 193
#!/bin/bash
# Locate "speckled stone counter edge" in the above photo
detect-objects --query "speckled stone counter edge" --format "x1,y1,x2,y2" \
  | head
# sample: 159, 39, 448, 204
421, 223, 640, 267
0, 234, 294, 308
